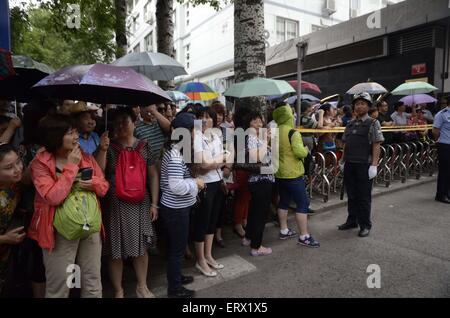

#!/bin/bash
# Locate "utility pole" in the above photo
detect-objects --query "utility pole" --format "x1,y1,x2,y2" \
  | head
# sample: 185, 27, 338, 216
296, 41, 308, 126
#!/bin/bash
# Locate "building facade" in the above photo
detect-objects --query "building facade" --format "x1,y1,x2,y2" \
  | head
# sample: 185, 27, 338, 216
127, 0, 403, 94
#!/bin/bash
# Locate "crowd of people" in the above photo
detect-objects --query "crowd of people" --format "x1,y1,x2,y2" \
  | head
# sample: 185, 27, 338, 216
0, 91, 449, 299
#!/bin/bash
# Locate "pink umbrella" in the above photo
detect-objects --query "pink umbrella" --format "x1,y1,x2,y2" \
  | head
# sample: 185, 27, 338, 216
288, 80, 321, 94
32, 63, 171, 105
399, 94, 437, 106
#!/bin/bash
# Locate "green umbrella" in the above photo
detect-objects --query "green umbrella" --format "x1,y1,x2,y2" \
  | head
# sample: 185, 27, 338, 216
224, 77, 295, 98
391, 81, 438, 95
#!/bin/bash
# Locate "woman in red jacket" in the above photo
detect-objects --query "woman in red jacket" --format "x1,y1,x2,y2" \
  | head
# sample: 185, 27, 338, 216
29, 115, 109, 298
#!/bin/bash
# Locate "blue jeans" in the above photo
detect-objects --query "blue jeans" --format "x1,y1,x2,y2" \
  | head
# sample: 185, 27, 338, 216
160, 205, 191, 293
276, 177, 310, 213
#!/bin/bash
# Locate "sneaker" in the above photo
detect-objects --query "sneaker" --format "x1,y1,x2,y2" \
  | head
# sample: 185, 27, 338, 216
297, 235, 320, 248
241, 237, 251, 246
250, 246, 272, 257
279, 228, 298, 240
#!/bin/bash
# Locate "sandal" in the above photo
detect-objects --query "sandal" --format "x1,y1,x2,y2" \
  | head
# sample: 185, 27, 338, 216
136, 286, 155, 298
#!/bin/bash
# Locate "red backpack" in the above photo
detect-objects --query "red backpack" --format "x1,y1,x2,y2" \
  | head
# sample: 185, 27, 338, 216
111, 140, 147, 203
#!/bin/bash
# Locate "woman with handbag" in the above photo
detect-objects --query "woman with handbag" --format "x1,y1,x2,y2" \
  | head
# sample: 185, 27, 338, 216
238, 111, 274, 257
192, 107, 228, 277
0, 144, 27, 296
29, 115, 109, 298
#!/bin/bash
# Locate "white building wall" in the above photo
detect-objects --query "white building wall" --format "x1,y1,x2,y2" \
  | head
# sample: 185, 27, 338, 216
127, 0, 404, 91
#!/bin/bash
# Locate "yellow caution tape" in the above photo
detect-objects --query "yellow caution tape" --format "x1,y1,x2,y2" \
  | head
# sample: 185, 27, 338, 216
294, 125, 434, 134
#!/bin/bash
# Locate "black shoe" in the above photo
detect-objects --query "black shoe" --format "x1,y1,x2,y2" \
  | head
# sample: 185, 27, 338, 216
181, 275, 194, 285
435, 196, 450, 204
306, 208, 315, 215
168, 286, 195, 298
358, 228, 370, 237
338, 222, 358, 231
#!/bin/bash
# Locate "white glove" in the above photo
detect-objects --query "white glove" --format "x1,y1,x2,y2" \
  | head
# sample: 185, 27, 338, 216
339, 161, 345, 173
368, 165, 378, 180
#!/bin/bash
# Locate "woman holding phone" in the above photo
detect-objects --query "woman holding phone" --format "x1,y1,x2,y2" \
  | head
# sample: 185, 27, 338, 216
29, 115, 109, 298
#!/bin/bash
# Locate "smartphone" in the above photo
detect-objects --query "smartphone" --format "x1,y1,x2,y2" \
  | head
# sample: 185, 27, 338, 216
80, 168, 93, 181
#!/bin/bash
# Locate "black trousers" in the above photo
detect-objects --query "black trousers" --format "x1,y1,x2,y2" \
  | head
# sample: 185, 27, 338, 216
193, 181, 223, 242
160, 205, 191, 293
344, 162, 373, 230
245, 180, 273, 249
436, 143, 450, 199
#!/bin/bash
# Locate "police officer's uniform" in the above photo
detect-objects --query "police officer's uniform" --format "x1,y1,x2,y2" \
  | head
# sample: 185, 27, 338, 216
339, 93, 384, 236
433, 105, 450, 203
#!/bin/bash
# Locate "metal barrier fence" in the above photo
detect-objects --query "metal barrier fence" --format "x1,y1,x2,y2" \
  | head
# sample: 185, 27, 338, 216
308, 140, 439, 203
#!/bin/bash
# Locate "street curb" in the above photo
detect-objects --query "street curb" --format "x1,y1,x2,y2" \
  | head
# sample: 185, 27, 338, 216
261, 176, 437, 230
309, 176, 437, 215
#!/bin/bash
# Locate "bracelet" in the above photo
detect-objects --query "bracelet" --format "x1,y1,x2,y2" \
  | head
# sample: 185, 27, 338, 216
151, 204, 159, 209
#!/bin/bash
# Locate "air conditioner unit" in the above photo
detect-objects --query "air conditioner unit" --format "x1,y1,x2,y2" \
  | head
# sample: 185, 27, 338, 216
324, 0, 337, 15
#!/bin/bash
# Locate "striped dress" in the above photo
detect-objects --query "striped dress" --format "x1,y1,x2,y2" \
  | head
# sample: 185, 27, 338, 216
160, 145, 198, 209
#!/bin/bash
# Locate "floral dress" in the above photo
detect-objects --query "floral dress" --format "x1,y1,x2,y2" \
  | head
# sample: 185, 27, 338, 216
0, 184, 21, 294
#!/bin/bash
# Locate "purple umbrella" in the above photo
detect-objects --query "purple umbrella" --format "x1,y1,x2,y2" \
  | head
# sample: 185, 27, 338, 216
399, 94, 437, 106
32, 64, 170, 105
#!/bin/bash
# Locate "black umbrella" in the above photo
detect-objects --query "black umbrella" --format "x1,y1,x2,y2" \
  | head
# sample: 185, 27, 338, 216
0, 55, 54, 102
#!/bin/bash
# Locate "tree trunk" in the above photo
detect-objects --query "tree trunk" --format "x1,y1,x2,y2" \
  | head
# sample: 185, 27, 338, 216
234, 0, 266, 121
114, 0, 127, 58
156, 0, 175, 90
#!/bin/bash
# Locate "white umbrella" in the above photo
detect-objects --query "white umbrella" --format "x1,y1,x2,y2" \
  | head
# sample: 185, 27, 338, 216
112, 52, 187, 81
224, 77, 295, 98
347, 82, 388, 95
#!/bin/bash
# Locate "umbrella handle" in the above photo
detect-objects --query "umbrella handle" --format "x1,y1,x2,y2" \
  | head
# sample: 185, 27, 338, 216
105, 107, 108, 131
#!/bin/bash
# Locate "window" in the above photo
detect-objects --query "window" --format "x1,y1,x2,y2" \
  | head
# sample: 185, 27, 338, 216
185, 44, 190, 69
133, 44, 140, 53
173, 9, 177, 27
144, 32, 153, 52
276, 17, 298, 43
311, 24, 324, 32
351, 0, 361, 10
144, 2, 150, 22
186, 3, 190, 27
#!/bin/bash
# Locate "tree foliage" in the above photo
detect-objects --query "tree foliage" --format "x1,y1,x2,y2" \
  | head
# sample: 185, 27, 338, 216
10, 0, 117, 69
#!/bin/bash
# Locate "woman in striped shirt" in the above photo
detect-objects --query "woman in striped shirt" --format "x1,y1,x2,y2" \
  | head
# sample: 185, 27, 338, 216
160, 112, 205, 298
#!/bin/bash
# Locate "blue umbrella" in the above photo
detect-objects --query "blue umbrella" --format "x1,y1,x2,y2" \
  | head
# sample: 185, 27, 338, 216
285, 94, 320, 105
166, 90, 191, 102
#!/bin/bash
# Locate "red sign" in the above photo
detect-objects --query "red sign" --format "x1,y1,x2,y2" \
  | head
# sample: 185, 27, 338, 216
412, 63, 427, 76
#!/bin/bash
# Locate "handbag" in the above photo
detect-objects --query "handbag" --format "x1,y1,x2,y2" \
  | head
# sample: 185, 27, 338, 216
53, 185, 101, 241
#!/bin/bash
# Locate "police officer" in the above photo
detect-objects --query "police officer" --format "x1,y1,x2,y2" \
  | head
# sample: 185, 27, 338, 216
338, 92, 384, 237
432, 95, 450, 204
